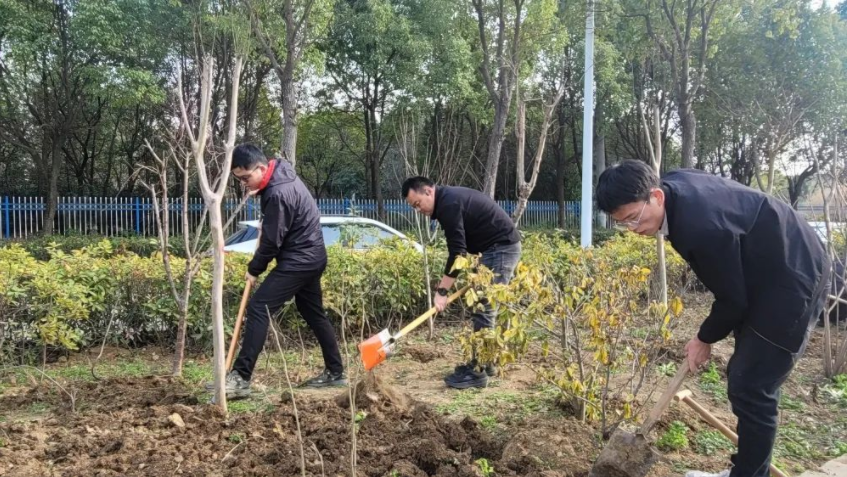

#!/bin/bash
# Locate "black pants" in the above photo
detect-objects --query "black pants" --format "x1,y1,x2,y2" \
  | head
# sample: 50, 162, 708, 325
727, 319, 817, 476
233, 266, 343, 380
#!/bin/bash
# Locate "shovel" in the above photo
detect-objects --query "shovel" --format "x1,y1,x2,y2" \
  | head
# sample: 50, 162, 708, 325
674, 390, 789, 477
589, 360, 690, 477
358, 285, 470, 371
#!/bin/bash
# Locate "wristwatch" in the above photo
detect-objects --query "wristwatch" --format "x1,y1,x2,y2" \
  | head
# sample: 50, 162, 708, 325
436, 287, 449, 297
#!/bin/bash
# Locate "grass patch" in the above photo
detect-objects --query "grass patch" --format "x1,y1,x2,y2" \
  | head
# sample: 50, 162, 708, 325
435, 386, 558, 428
180, 360, 211, 385
779, 394, 805, 412
698, 363, 728, 402
227, 399, 275, 414
656, 421, 689, 451
694, 430, 733, 456
774, 422, 826, 461
822, 374, 847, 407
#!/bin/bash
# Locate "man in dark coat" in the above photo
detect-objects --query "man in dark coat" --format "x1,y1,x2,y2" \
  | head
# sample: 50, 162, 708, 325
213, 143, 345, 398
596, 160, 829, 477
403, 176, 522, 389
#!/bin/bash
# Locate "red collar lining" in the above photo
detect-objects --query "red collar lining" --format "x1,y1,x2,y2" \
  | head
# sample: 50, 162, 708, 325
257, 160, 276, 191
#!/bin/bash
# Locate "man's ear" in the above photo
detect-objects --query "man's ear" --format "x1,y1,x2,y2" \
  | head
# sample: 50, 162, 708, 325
651, 187, 665, 207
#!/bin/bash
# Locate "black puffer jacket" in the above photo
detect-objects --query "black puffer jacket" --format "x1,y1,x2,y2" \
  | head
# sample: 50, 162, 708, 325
248, 160, 326, 276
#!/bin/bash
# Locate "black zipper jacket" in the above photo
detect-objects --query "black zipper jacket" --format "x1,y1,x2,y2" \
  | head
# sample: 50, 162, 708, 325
663, 169, 830, 352
248, 160, 327, 276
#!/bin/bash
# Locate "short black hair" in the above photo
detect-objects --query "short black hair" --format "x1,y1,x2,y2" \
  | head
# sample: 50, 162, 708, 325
595, 160, 659, 213
402, 176, 435, 198
232, 143, 268, 170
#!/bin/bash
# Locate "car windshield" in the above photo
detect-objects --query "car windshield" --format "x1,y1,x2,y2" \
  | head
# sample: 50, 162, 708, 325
225, 225, 259, 245
322, 223, 397, 249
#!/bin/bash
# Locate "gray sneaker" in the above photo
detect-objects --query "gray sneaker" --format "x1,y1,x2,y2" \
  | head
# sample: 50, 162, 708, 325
204, 370, 251, 398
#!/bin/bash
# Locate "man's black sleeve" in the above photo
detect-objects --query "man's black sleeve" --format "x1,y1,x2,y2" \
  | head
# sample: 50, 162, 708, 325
695, 230, 749, 344
247, 197, 290, 277
439, 202, 468, 277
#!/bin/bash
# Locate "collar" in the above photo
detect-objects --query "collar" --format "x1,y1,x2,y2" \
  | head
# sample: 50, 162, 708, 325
659, 211, 668, 236
431, 185, 443, 219
257, 160, 276, 192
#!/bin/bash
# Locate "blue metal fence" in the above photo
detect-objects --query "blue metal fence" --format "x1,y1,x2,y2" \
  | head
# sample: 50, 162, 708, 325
0, 196, 584, 239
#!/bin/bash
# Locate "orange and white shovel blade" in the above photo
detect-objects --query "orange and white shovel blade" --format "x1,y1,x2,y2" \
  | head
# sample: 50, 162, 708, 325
358, 329, 393, 371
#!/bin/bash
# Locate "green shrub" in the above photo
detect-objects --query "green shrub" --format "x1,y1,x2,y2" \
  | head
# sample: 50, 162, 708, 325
0, 233, 188, 260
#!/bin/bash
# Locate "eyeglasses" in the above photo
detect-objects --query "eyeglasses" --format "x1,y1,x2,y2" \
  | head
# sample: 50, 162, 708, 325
232, 167, 257, 184
614, 200, 648, 231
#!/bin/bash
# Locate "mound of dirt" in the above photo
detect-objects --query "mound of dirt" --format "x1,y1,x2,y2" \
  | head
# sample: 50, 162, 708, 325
335, 372, 411, 412
0, 375, 198, 414
0, 375, 526, 477
500, 417, 599, 475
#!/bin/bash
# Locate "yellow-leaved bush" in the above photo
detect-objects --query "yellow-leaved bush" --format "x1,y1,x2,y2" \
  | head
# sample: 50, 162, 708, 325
456, 233, 687, 433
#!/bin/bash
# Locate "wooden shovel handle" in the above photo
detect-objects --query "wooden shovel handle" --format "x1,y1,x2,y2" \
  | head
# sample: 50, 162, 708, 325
394, 285, 471, 341
676, 392, 790, 477
639, 360, 689, 435
225, 281, 253, 371
225, 224, 261, 372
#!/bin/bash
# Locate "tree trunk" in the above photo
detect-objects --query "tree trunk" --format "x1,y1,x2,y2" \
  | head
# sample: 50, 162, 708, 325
482, 95, 512, 198
766, 142, 777, 195
207, 202, 228, 406
679, 100, 696, 169
280, 67, 298, 166
43, 137, 66, 235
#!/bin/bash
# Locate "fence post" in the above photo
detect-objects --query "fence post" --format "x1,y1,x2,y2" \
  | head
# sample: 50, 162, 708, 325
2, 196, 8, 238
134, 197, 141, 235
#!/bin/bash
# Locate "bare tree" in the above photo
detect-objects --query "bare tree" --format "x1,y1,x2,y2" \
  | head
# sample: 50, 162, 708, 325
512, 81, 566, 226
177, 55, 244, 412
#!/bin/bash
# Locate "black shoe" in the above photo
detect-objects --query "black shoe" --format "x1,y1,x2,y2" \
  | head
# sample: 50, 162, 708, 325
205, 370, 251, 398
446, 361, 497, 381
301, 369, 347, 388
445, 362, 474, 382
444, 367, 488, 389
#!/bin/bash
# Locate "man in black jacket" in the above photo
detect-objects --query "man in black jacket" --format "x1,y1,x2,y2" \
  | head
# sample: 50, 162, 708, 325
596, 160, 829, 477
218, 143, 345, 398
403, 177, 522, 389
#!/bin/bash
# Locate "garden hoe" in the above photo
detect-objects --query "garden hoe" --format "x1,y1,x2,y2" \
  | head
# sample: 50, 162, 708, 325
359, 285, 470, 371
588, 360, 689, 477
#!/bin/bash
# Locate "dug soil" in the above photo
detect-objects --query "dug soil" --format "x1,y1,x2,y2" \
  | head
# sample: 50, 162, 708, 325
0, 374, 596, 477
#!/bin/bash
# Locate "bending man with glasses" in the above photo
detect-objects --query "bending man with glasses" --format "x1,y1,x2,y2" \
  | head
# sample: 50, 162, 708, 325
213, 144, 346, 399
596, 160, 829, 477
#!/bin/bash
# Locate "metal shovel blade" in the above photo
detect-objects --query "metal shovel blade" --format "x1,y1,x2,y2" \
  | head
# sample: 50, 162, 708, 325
588, 431, 659, 477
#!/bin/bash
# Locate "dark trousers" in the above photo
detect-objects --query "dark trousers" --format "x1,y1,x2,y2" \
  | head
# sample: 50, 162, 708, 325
727, 315, 819, 476
233, 266, 343, 380
472, 242, 522, 331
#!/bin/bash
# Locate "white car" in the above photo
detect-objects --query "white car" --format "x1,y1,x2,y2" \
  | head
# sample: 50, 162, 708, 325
808, 221, 845, 244
223, 215, 423, 254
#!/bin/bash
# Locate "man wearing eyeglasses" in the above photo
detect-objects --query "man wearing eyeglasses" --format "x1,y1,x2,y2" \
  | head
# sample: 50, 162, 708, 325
596, 160, 829, 477
215, 143, 345, 398
402, 176, 522, 389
